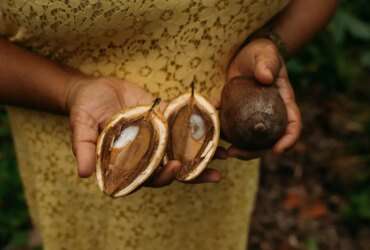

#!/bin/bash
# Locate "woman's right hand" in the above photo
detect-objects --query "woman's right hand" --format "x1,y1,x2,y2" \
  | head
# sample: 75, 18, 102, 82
65, 76, 221, 188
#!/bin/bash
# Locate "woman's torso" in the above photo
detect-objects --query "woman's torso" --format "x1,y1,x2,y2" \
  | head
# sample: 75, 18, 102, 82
1, 1, 288, 250
0, 0, 288, 100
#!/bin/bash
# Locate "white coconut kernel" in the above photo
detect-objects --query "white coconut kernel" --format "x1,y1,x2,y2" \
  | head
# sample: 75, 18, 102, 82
190, 113, 206, 140
113, 126, 140, 148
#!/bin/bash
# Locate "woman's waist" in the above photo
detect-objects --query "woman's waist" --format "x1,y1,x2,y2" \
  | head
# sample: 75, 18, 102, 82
65, 51, 226, 101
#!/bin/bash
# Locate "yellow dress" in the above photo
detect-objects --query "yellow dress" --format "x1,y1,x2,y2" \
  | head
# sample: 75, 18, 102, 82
0, 1, 288, 249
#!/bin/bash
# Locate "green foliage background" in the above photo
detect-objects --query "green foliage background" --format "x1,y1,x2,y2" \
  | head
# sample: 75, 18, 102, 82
0, 110, 30, 248
288, 0, 370, 230
0, 0, 369, 248
288, 0, 370, 92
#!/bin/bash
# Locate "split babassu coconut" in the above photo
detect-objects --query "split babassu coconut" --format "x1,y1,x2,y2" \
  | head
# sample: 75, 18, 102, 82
95, 76, 287, 198
164, 83, 220, 181
96, 99, 167, 197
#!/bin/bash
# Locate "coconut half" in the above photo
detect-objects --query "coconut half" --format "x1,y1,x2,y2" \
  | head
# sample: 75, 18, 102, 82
96, 103, 167, 197
164, 92, 220, 181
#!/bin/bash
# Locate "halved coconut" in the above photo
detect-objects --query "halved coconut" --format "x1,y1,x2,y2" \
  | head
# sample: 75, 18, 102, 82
96, 101, 167, 197
164, 89, 220, 181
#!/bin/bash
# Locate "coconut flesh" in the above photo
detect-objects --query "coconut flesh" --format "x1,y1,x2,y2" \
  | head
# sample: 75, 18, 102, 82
164, 93, 220, 181
96, 105, 167, 197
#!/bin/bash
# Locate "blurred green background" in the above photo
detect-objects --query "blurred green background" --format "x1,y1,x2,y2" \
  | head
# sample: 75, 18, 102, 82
0, 0, 369, 249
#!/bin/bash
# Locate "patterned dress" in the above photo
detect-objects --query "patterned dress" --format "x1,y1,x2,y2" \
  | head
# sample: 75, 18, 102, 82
0, 1, 288, 249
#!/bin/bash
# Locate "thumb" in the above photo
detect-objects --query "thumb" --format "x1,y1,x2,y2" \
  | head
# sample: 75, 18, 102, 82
70, 110, 99, 178
254, 52, 281, 84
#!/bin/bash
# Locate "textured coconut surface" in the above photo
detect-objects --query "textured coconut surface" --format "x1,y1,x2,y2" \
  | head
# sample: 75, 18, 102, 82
220, 76, 287, 150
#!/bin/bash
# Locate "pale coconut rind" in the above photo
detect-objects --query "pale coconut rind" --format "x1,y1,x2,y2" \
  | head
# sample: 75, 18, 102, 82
164, 93, 220, 181
96, 106, 168, 197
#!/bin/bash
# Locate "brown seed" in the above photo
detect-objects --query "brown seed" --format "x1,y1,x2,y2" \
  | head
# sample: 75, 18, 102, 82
103, 120, 154, 195
164, 92, 220, 181
96, 105, 168, 197
220, 76, 287, 150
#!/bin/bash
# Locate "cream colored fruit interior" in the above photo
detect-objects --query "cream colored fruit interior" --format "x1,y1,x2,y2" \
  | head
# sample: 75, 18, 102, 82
96, 106, 168, 197
164, 93, 220, 181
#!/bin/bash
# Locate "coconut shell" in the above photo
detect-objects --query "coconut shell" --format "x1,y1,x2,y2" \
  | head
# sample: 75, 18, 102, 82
220, 76, 287, 150
164, 92, 220, 181
96, 106, 168, 197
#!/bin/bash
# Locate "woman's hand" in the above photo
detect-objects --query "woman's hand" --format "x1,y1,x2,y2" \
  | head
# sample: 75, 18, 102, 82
218, 38, 302, 160
65, 76, 221, 188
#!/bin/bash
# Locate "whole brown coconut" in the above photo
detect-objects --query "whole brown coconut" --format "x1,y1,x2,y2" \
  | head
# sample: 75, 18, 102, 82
220, 76, 287, 150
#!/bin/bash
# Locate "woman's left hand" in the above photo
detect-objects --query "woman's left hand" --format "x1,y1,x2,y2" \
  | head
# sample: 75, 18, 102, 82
214, 38, 302, 160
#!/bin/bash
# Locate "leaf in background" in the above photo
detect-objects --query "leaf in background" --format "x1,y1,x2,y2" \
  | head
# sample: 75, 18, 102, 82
8, 230, 28, 248
342, 187, 370, 224
0, 126, 9, 137
340, 11, 370, 41
360, 52, 370, 68
0, 113, 10, 137
352, 191, 370, 219
328, 10, 348, 45
304, 238, 319, 250
287, 59, 304, 75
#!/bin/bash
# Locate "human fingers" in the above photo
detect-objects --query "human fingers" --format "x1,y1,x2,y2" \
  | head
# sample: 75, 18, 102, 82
253, 44, 281, 84
181, 168, 222, 184
213, 146, 228, 160
144, 160, 181, 187
70, 109, 99, 178
273, 71, 302, 154
227, 146, 267, 160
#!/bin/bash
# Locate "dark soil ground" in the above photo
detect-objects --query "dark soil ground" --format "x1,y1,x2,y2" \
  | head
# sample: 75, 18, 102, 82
248, 83, 370, 250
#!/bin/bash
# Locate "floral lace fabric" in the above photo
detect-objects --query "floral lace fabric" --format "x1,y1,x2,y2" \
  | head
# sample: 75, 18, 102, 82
1, 0, 288, 249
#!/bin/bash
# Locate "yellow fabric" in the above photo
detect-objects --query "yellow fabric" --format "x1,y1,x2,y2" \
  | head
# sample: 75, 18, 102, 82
1, 1, 288, 249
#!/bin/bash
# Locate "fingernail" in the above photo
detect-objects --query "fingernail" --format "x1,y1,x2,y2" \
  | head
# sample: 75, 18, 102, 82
211, 172, 222, 182
211, 177, 221, 183
78, 169, 91, 178
263, 66, 273, 79
272, 148, 284, 156
227, 148, 238, 158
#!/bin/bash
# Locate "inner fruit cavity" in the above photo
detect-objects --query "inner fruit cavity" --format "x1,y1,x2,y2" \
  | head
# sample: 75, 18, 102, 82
167, 102, 214, 178
100, 118, 157, 196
